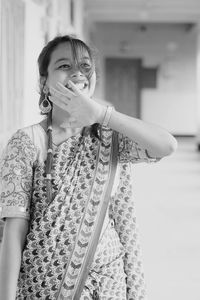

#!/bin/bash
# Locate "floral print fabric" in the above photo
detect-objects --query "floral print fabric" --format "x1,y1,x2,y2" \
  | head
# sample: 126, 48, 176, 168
0, 131, 36, 220
0, 124, 159, 299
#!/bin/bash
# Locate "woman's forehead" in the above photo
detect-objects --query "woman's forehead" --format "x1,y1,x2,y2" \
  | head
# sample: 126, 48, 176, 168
50, 42, 90, 63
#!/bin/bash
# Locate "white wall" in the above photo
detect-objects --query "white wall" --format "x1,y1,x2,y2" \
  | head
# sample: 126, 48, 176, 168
23, 1, 46, 127
91, 23, 198, 135
0, 0, 27, 151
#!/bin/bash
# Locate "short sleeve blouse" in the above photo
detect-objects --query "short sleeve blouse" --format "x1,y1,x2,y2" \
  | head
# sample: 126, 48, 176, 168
0, 130, 37, 220
118, 133, 161, 163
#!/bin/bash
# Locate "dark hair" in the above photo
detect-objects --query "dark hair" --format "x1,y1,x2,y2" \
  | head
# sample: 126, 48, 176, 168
37, 35, 100, 203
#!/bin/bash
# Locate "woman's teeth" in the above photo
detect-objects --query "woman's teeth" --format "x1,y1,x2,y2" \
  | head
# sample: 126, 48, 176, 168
66, 82, 87, 90
75, 83, 85, 90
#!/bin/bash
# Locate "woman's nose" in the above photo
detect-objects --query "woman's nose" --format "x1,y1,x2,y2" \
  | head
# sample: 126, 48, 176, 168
70, 69, 84, 79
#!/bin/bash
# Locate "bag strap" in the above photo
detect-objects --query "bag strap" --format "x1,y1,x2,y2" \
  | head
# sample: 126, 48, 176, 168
73, 131, 118, 299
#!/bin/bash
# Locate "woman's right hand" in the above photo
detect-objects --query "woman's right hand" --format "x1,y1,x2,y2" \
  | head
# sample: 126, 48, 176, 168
49, 81, 107, 128
0, 218, 29, 300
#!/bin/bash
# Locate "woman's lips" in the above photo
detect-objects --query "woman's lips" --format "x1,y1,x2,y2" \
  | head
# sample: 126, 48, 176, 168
66, 82, 88, 91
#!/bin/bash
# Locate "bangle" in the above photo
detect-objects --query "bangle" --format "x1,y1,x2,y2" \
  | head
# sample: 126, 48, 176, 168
102, 106, 114, 127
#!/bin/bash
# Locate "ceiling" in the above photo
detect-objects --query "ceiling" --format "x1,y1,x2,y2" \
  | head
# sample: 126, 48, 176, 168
84, 0, 200, 24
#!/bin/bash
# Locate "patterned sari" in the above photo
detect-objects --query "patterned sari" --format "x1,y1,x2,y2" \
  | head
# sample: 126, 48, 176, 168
0, 123, 159, 299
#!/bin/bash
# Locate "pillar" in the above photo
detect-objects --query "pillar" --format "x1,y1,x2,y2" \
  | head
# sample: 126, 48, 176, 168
196, 23, 200, 150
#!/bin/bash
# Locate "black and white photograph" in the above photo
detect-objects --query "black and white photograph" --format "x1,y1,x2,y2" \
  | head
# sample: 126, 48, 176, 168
0, 1, 199, 299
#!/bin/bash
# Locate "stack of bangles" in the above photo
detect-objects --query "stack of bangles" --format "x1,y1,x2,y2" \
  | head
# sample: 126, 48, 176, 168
102, 106, 114, 127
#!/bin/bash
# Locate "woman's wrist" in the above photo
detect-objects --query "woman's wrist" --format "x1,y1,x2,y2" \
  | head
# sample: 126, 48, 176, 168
96, 105, 107, 124
101, 106, 114, 127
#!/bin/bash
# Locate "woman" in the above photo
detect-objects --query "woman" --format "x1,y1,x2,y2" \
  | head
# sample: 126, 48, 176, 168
0, 35, 177, 300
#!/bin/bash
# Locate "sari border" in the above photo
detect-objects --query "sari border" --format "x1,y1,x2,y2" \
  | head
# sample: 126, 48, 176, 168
73, 131, 118, 299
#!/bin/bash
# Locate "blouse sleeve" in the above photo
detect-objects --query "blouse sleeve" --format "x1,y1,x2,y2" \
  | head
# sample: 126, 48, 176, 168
0, 130, 36, 220
118, 133, 161, 164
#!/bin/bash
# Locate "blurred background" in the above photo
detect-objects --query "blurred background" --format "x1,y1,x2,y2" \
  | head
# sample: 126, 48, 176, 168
0, 0, 200, 299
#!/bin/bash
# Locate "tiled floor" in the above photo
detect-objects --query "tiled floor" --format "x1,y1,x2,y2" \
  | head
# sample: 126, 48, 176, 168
132, 137, 200, 300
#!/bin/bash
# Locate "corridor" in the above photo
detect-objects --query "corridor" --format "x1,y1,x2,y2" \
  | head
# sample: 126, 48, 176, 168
133, 137, 200, 300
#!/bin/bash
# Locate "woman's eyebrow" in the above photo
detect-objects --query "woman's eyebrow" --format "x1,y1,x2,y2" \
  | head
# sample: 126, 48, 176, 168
54, 58, 70, 64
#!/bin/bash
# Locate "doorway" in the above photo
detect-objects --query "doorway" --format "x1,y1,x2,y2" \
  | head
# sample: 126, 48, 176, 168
105, 58, 141, 118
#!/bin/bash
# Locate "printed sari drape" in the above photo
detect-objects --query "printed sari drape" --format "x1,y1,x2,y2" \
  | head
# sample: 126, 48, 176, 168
0, 124, 159, 299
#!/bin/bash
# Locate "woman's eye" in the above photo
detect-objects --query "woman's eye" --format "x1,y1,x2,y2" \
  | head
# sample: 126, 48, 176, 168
80, 63, 91, 69
58, 64, 71, 69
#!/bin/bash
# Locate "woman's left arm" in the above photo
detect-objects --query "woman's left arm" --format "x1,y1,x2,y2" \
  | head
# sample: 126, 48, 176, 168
49, 82, 177, 159
104, 109, 177, 159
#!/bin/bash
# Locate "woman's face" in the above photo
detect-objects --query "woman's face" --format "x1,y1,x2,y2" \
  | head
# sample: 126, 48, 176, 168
46, 42, 96, 97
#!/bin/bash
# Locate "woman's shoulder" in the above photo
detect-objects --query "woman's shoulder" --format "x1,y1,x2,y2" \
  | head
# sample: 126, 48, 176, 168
19, 122, 46, 139
20, 122, 47, 162
4, 123, 47, 163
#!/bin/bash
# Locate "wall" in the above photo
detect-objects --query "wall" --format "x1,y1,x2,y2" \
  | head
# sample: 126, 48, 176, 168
23, 0, 46, 127
91, 23, 197, 135
0, 0, 25, 151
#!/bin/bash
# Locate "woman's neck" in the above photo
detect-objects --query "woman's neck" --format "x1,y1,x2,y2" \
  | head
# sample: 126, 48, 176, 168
51, 106, 82, 135
40, 113, 82, 142
52, 105, 70, 128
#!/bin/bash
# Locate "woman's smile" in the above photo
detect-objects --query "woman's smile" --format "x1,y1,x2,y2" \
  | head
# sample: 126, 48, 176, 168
65, 80, 89, 92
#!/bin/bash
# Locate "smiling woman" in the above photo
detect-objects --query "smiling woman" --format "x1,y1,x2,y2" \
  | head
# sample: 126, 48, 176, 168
0, 35, 177, 300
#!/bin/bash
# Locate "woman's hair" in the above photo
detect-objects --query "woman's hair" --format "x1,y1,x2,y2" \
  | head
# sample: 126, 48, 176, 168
37, 35, 100, 203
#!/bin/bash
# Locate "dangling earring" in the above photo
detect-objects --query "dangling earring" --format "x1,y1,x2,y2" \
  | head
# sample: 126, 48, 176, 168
40, 94, 52, 113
